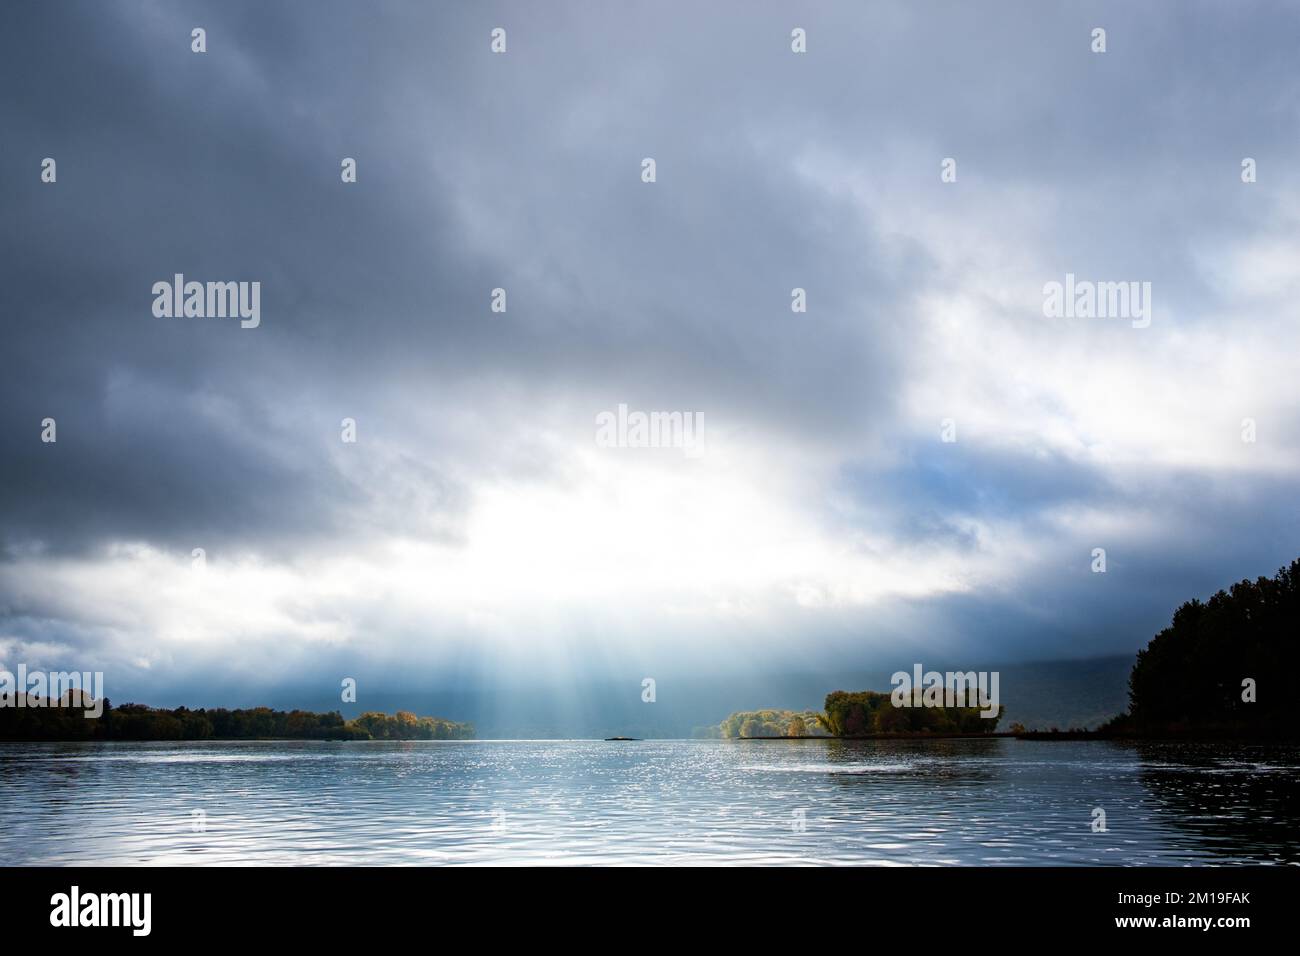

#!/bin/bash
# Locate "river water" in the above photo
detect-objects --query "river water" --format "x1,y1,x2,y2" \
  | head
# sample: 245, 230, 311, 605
1, 738, 1294, 865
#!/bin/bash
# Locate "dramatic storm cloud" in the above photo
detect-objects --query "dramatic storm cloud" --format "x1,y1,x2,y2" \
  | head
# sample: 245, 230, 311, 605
1, 1, 1297, 724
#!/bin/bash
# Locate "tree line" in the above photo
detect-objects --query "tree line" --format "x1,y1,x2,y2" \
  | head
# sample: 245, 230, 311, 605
718, 709, 831, 738
822, 690, 1002, 735
0, 700, 475, 741
719, 696, 1002, 738
1103, 558, 1297, 737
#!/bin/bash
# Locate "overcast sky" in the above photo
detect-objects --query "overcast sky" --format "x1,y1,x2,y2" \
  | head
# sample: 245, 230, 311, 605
2, 1, 1297, 716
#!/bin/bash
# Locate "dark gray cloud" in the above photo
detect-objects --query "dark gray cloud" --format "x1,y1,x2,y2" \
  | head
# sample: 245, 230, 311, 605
1, 1, 1297, 709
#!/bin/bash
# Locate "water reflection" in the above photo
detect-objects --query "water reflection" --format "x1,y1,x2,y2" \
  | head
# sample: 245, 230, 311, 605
1123, 741, 1300, 865
0, 739, 1294, 865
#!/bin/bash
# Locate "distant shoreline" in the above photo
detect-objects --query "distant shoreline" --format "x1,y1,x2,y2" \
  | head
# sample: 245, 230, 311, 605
0, 701, 475, 743
737, 730, 1297, 742
736, 733, 1015, 740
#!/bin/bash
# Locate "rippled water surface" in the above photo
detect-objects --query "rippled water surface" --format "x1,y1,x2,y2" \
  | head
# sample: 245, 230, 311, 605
1, 739, 1295, 865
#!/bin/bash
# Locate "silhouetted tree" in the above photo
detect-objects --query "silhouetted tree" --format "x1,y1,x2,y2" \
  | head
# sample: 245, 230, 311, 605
1108, 558, 1298, 736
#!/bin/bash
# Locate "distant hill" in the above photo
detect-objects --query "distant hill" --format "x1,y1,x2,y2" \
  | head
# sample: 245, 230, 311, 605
51, 657, 1134, 740
991, 656, 1132, 732
321, 657, 1133, 738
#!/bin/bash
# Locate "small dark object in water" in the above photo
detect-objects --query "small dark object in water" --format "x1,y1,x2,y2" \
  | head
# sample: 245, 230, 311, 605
604, 736, 640, 741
